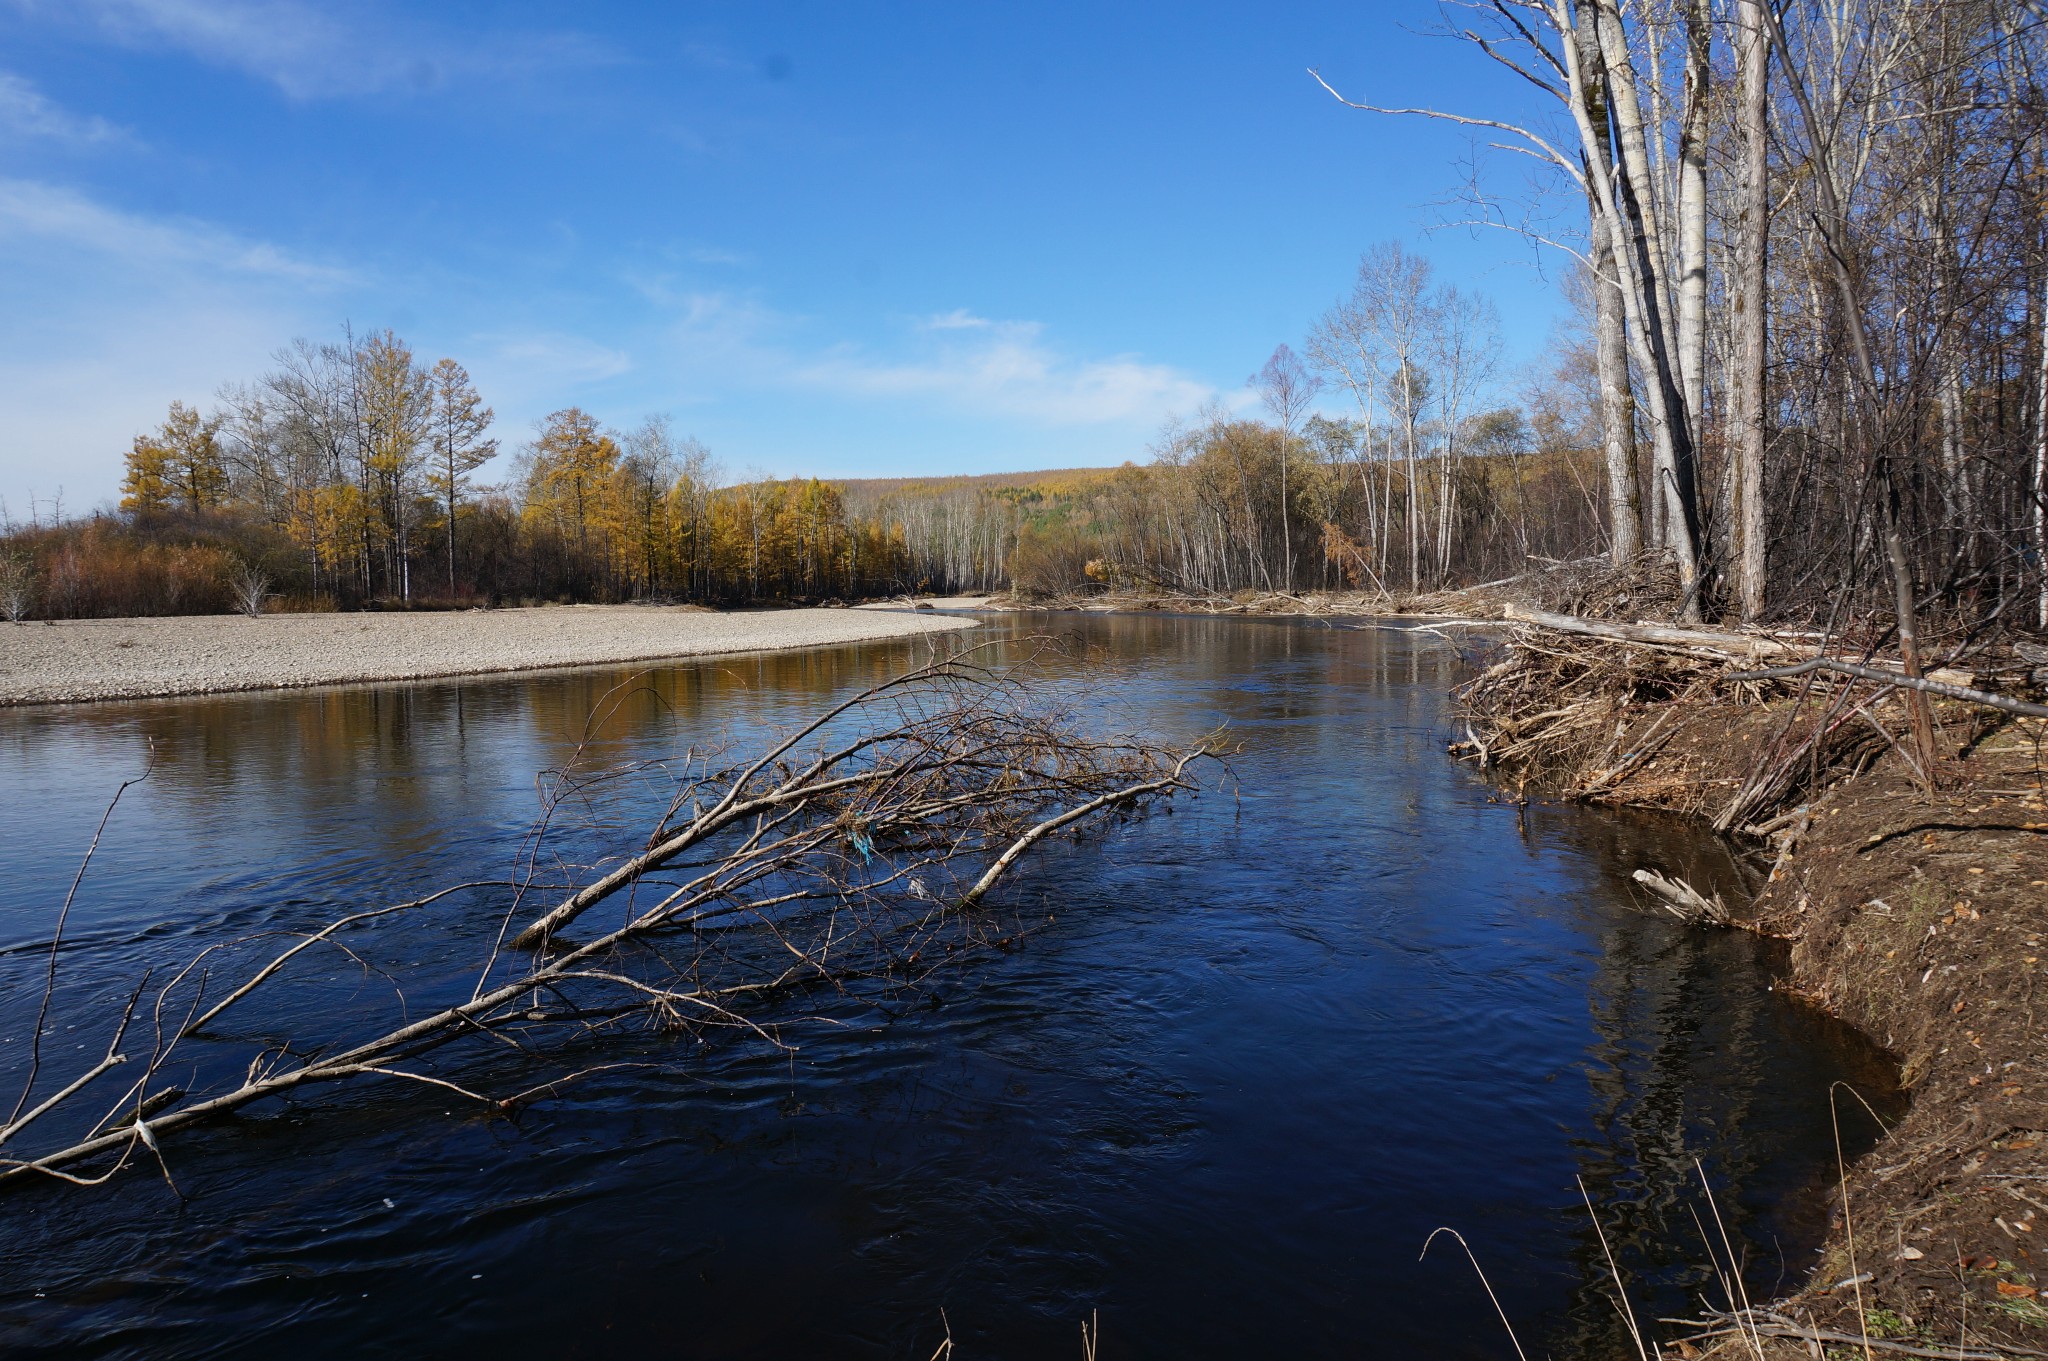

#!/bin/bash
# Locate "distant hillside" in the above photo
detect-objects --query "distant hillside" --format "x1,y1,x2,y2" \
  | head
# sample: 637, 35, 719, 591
831, 466, 1128, 495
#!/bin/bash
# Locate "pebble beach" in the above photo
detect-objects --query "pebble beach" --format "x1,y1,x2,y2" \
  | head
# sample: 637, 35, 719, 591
0, 603, 982, 706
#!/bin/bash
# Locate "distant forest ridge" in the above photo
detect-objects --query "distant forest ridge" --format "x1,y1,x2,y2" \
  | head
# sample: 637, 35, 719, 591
830, 467, 1125, 495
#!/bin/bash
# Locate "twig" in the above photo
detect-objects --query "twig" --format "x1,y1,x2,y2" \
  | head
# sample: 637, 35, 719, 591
9, 740, 155, 1126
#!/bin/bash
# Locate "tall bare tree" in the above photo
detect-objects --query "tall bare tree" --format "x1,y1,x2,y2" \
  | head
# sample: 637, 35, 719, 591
1253, 343, 1323, 588
1732, 0, 1770, 619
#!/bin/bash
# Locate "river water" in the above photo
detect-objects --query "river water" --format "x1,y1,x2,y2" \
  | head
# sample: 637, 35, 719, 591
0, 612, 1896, 1359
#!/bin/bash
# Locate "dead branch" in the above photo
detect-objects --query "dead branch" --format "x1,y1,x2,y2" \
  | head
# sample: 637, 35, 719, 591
1726, 656, 2048, 719
1503, 604, 1978, 686
1631, 869, 1732, 926
0, 642, 1217, 1193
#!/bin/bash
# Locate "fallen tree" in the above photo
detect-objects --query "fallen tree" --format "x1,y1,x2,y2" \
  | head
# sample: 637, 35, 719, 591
0, 643, 1218, 1193
1500, 604, 1990, 693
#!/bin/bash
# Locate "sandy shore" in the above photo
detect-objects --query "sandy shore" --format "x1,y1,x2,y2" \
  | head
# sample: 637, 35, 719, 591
0, 605, 980, 706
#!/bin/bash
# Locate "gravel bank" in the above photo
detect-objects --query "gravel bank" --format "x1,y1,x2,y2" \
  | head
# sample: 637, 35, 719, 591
0, 605, 978, 706
852, 596, 994, 612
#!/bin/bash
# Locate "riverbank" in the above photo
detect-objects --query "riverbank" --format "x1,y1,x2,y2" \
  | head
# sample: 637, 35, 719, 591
0, 604, 979, 706
1015, 575, 2048, 1350
1456, 620, 2048, 1357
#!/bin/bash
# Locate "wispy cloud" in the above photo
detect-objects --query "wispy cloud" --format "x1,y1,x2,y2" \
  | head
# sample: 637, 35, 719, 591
10, 0, 621, 100
0, 178, 357, 511
0, 72, 131, 146
922, 309, 994, 331
476, 330, 633, 390
665, 292, 1213, 427
800, 333, 1212, 425
0, 177, 352, 283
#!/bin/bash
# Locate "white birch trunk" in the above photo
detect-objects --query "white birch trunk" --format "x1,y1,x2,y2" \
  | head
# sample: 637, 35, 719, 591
1734, 0, 1770, 620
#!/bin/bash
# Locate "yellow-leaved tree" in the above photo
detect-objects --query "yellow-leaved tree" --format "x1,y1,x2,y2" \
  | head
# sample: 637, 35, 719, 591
425, 357, 497, 593
522, 407, 622, 589
122, 401, 228, 515
357, 330, 432, 600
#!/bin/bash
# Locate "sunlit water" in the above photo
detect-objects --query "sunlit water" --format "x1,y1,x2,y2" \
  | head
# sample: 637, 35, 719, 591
0, 612, 1896, 1359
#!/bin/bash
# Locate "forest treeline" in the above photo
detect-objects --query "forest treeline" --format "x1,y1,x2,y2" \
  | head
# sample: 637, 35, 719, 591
1085, 0, 2048, 632
0, 302, 1601, 619
0, 329, 1021, 619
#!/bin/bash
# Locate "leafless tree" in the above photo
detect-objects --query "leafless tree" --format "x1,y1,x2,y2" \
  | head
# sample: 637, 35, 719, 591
0, 551, 34, 622
1253, 343, 1324, 588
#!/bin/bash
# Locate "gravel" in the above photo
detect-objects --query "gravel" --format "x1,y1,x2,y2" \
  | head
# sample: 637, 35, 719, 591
0, 605, 980, 706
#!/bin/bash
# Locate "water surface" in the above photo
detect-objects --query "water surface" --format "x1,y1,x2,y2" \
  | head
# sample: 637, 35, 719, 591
0, 613, 1896, 1358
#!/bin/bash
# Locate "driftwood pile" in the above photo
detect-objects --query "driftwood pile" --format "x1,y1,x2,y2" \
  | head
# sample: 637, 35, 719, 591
0, 644, 1216, 1193
1455, 606, 2048, 833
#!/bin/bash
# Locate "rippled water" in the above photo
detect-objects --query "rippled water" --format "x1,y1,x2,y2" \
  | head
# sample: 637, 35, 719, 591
0, 612, 1897, 1359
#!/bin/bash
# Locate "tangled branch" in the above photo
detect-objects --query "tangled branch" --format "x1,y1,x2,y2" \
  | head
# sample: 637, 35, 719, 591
0, 642, 1218, 1193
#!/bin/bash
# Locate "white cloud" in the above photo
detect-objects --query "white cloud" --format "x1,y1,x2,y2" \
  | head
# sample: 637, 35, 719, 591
0, 72, 131, 146
799, 335, 1210, 425
475, 331, 633, 389
922, 308, 995, 331
663, 291, 1214, 428
0, 177, 360, 508
0, 177, 352, 284
9, 0, 620, 100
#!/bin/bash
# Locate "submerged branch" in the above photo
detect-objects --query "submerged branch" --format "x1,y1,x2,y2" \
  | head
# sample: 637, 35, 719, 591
0, 641, 1218, 1193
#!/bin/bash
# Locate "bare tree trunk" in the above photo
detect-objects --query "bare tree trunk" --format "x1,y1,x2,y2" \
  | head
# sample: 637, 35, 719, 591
1734, 0, 1770, 620
1594, 1, 1680, 370
1590, 200, 1640, 560
1571, 0, 1639, 566
1280, 435, 1293, 588
1401, 362, 1421, 591
2036, 266, 2048, 629
1939, 344, 1969, 553
1566, 0, 1703, 617
447, 466, 458, 595
1676, 0, 1712, 459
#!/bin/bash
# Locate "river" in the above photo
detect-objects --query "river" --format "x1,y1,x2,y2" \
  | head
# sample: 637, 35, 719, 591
0, 611, 1897, 1359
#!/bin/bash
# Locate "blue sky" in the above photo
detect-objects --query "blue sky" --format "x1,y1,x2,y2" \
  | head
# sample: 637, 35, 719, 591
0, 0, 1566, 514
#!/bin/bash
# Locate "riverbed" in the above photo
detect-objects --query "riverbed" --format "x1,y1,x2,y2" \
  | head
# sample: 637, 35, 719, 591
0, 612, 1897, 1358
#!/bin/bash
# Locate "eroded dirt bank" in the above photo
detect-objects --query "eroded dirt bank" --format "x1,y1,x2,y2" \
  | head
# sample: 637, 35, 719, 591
1458, 632, 2048, 1357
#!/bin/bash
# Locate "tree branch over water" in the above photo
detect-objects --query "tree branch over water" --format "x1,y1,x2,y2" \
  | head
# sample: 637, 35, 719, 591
0, 642, 1218, 1194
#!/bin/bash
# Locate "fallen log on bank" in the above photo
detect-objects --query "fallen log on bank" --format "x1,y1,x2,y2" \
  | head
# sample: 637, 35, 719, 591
0, 643, 1218, 1193
1502, 603, 1810, 660
1502, 605, 1982, 687
1502, 604, 2047, 718
1460, 601, 2047, 842
1724, 655, 2048, 719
